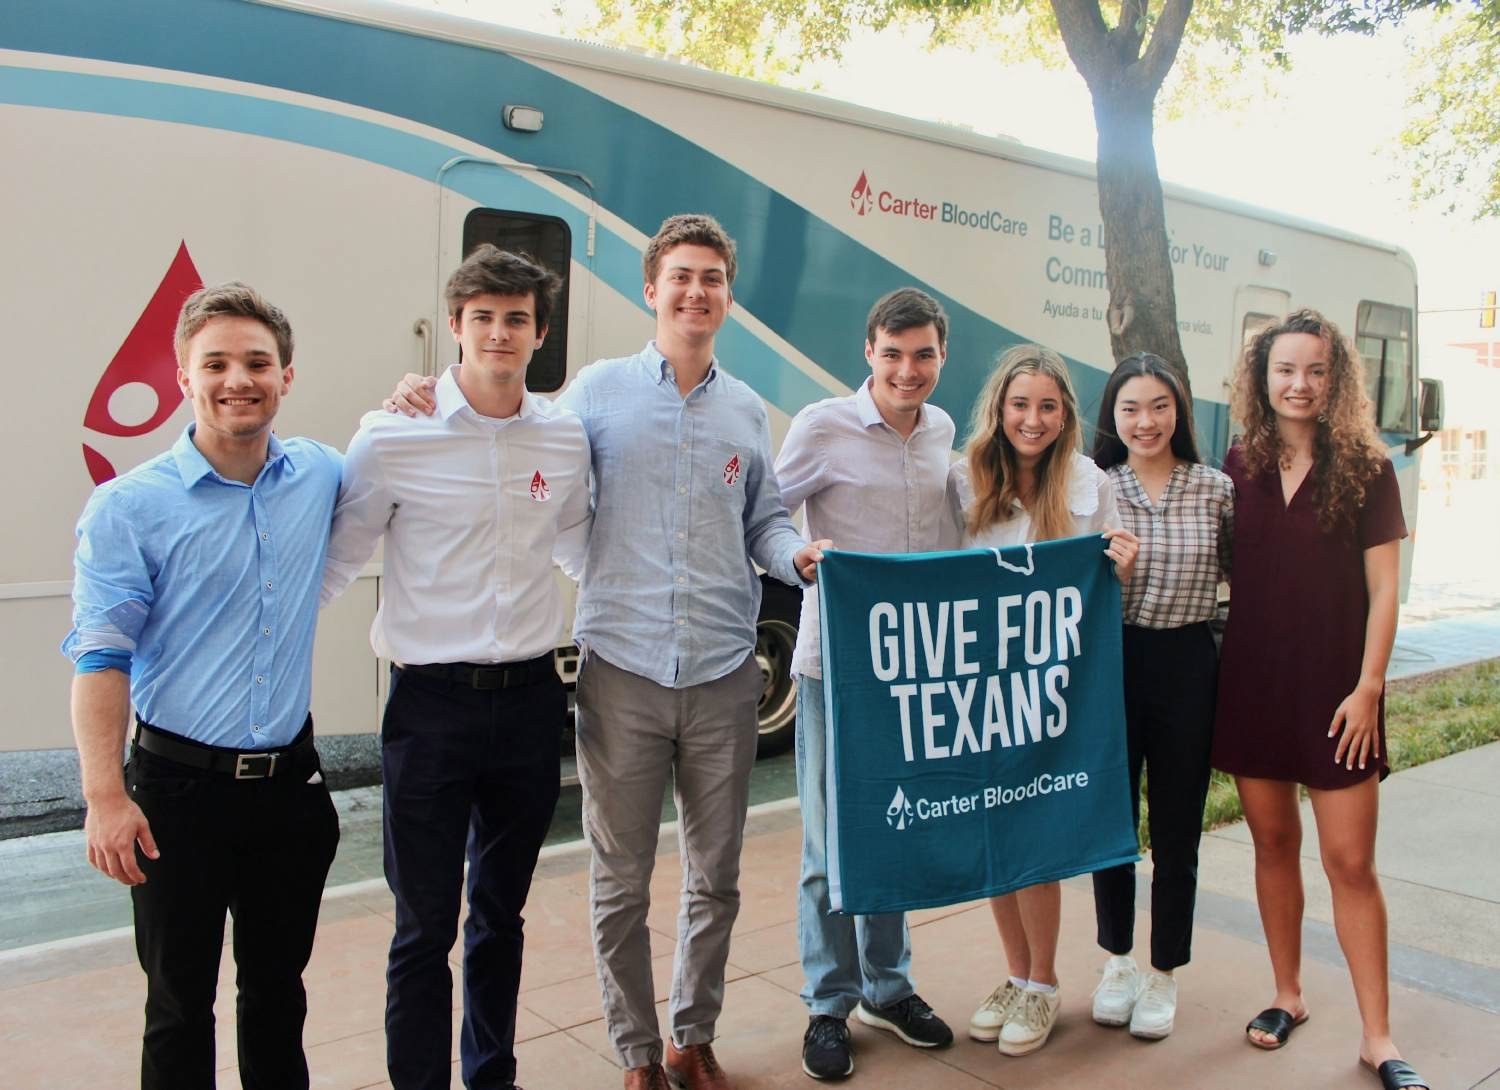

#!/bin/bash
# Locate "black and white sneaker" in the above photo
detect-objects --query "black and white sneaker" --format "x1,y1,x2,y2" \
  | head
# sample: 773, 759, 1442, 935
801, 1015, 853, 1080
855, 993, 954, 1048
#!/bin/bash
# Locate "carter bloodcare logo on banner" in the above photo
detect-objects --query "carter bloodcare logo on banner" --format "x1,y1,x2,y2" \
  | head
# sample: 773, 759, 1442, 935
82, 242, 204, 483
845, 170, 1030, 239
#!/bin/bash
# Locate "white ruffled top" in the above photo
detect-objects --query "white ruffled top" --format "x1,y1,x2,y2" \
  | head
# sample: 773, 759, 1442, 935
947, 450, 1122, 548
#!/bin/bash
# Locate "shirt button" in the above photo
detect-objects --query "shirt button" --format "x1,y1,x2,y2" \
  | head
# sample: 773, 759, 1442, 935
260, 532, 269, 540
676, 576, 685, 584
252, 724, 262, 733
263, 627, 271, 637
681, 442, 689, 451
676, 618, 687, 626
676, 532, 685, 540
678, 485, 687, 495
265, 580, 273, 589
256, 676, 265, 684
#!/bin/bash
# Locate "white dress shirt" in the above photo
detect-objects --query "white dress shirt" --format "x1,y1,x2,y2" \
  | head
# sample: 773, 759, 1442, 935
947, 451, 1122, 548
323, 366, 592, 665
774, 378, 957, 680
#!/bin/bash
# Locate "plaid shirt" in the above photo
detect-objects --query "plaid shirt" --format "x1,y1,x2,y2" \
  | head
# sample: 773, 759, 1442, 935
1109, 462, 1234, 629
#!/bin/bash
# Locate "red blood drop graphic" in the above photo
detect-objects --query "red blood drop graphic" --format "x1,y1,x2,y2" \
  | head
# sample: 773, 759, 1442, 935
83, 241, 203, 441
82, 443, 117, 487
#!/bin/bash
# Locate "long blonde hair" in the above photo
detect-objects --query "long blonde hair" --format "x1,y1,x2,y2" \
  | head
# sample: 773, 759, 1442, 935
964, 344, 1082, 541
1230, 309, 1385, 532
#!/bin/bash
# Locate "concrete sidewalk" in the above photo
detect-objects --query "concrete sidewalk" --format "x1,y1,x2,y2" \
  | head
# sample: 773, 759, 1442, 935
3, 743, 1498, 1090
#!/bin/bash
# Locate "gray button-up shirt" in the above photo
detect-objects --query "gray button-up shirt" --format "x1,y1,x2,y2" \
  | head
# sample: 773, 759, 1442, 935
558, 342, 806, 689
774, 378, 957, 680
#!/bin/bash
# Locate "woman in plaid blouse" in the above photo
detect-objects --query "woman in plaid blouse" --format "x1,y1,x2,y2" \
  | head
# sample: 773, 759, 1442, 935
1086, 352, 1234, 1041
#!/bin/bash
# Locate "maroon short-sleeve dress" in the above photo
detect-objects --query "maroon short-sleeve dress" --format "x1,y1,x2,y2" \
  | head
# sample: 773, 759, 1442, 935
1211, 446, 1407, 788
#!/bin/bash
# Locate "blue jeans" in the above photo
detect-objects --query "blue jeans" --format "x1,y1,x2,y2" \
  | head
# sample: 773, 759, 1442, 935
794, 674, 913, 1017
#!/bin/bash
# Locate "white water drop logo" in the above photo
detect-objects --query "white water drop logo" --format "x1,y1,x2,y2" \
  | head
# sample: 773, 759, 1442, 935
886, 786, 915, 830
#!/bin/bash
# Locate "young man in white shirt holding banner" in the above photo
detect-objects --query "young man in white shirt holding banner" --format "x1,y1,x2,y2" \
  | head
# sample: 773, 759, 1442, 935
772, 289, 959, 1080
324, 245, 592, 1090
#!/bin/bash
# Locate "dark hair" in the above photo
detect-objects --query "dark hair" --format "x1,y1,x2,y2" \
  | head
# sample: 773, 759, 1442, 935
175, 282, 293, 367
1092, 352, 1201, 469
865, 287, 948, 349
642, 213, 738, 285
445, 244, 563, 331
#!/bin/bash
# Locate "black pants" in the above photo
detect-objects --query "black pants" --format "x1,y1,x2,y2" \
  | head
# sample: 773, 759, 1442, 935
127, 735, 339, 1090
1091, 622, 1217, 971
381, 663, 564, 1090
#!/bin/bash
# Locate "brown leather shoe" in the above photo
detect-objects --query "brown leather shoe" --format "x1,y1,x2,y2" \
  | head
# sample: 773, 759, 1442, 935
665, 1041, 730, 1090
623, 1062, 670, 1090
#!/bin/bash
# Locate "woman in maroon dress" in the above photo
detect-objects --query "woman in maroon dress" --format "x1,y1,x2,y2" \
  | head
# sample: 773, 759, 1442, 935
1213, 310, 1426, 1090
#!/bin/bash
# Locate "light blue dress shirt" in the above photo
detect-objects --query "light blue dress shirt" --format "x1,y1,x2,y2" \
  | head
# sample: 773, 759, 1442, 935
558, 343, 806, 689
63, 425, 342, 749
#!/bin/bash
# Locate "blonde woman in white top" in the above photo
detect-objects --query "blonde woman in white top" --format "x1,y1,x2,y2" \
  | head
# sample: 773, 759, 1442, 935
947, 343, 1138, 1057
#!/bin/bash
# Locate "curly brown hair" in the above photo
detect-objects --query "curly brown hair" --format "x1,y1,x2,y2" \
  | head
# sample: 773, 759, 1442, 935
1230, 308, 1386, 532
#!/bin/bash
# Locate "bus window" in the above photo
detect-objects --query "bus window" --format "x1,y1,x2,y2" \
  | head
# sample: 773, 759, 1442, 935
1356, 302, 1414, 434
462, 209, 572, 393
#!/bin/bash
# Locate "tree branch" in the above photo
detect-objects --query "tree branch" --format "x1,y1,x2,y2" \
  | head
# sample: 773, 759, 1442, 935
1137, 0, 1194, 94
1111, 0, 1147, 61
1048, 0, 1113, 85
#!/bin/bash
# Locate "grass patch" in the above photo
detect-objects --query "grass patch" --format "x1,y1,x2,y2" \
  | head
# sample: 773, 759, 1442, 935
1141, 659, 1500, 845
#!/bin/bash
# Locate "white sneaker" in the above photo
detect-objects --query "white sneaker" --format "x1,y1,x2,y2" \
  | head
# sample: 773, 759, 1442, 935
1129, 971, 1176, 1039
1091, 954, 1141, 1027
997, 986, 1061, 1056
968, 980, 1024, 1042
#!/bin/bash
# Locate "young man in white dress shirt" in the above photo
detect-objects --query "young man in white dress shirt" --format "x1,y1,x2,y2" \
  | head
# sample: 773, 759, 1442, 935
772, 289, 958, 1079
323, 246, 591, 1090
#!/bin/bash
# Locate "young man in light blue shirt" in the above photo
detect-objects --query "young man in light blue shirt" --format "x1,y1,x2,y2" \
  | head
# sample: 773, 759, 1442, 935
64, 283, 342, 1090
772, 289, 958, 1079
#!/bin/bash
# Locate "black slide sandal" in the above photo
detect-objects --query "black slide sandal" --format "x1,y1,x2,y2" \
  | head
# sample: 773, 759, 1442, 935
1244, 1007, 1309, 1050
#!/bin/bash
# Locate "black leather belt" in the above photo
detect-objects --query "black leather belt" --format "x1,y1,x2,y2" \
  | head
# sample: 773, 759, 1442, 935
397, 654, 555, 691
133, 716, 314, 779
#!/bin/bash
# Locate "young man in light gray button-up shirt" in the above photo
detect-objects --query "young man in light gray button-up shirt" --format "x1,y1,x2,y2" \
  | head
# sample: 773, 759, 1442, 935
773, 289, 960, 1080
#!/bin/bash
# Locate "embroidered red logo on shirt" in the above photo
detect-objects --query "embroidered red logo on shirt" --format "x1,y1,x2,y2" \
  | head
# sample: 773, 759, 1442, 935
530, 471, 550, 502
723, 454, 741, 487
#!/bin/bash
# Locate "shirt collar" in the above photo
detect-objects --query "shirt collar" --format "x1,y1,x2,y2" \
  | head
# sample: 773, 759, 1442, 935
435, 365, 536, 422
854, 377, 928, 435
172, 424, 290, 488
642, 341, 719, 390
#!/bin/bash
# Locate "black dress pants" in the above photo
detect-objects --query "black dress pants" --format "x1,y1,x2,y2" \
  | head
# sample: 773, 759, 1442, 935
381, 663, 564, 1090
127, 736, 339, 1090
1091, 621, 1218, 971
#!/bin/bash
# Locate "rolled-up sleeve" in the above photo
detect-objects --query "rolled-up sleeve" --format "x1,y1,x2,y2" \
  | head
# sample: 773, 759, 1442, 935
62, 487, 153, 670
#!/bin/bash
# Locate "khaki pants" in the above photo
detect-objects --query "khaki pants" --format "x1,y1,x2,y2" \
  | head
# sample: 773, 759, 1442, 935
575, 650, 762, 1068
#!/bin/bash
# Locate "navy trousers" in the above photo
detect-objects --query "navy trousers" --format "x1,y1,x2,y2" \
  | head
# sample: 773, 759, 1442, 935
1091, 621, 1218, 972
381, 662, 564, 1090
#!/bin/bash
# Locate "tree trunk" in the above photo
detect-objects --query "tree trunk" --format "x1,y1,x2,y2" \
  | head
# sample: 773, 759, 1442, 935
1091, 87, 1188, 381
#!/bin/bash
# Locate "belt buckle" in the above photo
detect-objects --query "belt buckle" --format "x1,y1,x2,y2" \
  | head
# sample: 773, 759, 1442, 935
471, 666, 503, 691
234, 752, 278, 779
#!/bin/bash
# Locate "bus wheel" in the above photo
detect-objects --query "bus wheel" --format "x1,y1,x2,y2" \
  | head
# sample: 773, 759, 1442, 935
754, 580, 800, 757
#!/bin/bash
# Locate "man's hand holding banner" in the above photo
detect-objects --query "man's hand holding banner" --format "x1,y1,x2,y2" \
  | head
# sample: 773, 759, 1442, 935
818, 535, 1140, 914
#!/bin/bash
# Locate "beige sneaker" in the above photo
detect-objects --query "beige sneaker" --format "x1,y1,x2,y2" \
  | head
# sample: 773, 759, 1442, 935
968, 980, 1024, 1042
1091, 954, 1141, 1027
997, 986, 1061, 1056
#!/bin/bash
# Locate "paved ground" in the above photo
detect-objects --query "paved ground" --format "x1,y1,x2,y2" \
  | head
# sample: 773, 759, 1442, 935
2, 580, 1495, 1087
2, 743, 1497, 1089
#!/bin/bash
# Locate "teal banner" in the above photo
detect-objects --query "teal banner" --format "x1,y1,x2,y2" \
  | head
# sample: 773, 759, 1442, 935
819, 536, 1139, 914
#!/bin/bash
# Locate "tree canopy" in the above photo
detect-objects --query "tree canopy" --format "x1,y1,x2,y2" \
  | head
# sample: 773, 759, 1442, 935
1402, 1, 1500, 219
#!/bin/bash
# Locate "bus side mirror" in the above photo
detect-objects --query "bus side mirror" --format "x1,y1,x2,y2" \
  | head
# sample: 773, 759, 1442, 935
1419, 378, 1443, 433
1405, 378, 1444, 454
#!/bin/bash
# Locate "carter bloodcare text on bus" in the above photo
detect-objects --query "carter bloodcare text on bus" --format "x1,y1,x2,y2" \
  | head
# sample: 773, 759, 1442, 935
850, 171, 1028, 237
